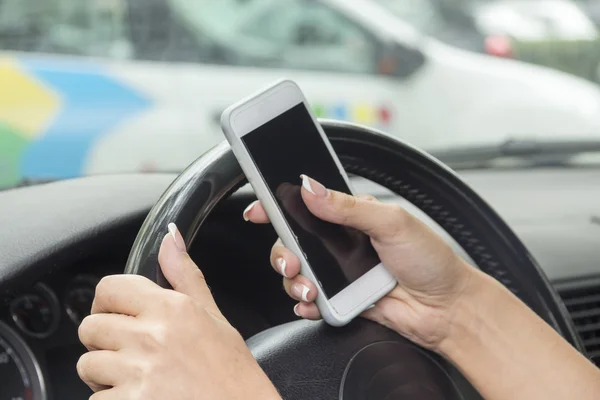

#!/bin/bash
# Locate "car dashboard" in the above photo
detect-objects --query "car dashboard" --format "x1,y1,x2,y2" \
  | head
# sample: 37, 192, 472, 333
0, 167, 599, 399
0, 263, 122, 399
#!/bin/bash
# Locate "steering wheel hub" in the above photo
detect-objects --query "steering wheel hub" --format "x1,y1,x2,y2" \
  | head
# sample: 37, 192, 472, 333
341, 341, 462, 400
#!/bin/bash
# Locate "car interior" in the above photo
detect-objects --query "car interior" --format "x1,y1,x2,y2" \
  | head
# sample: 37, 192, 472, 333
3, 1, 600, 398
1, 122, 599, 399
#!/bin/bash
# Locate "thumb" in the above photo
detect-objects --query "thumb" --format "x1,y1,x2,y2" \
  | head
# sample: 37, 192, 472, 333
299, 174, 409, 241
158, 223, 218, 309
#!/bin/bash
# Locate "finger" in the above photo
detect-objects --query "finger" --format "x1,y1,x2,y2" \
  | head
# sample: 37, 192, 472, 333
243, 200, 270, 223
79, 313, 137, 351
244, 196, 375, 223
77, 350, 130, 390
282, 276, 318, 303
360, 301, 393, 329
360, 291, 406, 332
159, 224, 218, 311
91, 275, 159, 316
300, 175, 410, 241
293, 302, 321, 320
270, 240, 301, 278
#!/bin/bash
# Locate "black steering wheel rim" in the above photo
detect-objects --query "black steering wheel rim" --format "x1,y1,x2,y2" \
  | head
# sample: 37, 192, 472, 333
124, 120, 581, 399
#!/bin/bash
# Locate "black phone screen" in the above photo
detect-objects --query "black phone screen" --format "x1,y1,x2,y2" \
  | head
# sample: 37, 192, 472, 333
242, 102, 381, 298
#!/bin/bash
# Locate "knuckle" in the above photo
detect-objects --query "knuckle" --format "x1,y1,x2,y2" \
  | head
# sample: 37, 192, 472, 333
271, 239, 284, 252
282, 277, 293, 294
380, 204, 409, 238
168, 292, 194, 311
129, 361, 145, 382
135, 354, 168, 387
270, 247, 285, 265
76, 353, 93, 380
361, 194, 378, 202
126, 385, 145, 400
160, 292, 203, 323
270, 243, 282, 254
147, 356, 168, 376
150, 323, 169, 344
390, 204, 409, 227
95, 275, 116, 296
97, 274, 146, 294
189, 267, 207, 286
78, 315, 98, 343
330, 192, 358, 225
390, 203, 407, 220
337, 191, 358, 211
141, 324, 168, 350
136, 382, 157, 400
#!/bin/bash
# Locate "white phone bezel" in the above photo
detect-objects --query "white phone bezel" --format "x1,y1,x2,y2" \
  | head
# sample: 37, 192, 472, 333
221, 78, 396, 326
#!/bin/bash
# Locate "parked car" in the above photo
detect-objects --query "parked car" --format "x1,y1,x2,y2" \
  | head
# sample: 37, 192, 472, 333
473, 0, 600, 81
573, 0, 600, 79
380, 0, 600, 81
1, 0, 600, 189
574, 0, 600, 28
375, 0, 487, 53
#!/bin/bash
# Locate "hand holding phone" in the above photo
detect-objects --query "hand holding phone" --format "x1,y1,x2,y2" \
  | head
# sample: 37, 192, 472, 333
221, 79, 396, 326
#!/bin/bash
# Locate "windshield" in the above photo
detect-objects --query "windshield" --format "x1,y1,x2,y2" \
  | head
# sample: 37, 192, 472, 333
1, 0, 600, 190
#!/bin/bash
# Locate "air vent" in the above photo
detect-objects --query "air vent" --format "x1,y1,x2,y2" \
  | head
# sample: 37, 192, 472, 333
557, 282, 600, 366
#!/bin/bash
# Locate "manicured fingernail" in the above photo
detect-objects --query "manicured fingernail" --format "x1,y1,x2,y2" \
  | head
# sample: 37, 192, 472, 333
167, 223, 186, 252
300, 175, 327, 197
292, 283, 310, 302
276, 258, 288, 277
243, 201, 257, 221
293, 304, 300, 317
300, 174, 315, 194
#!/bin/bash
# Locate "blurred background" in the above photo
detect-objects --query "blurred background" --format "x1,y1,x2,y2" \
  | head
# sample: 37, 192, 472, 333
2, 0, 600, 189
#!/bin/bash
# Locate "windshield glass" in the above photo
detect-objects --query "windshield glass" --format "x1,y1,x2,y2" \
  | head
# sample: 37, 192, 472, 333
1, 0, 599, 189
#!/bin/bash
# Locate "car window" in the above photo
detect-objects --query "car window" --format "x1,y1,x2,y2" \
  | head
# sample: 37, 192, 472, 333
168, 0, 379, 74
0, 0, 133, 59
375, 0, 445, 35
124, 0, 226, 63
241, 0, 378, 74
161, 0, 282, 66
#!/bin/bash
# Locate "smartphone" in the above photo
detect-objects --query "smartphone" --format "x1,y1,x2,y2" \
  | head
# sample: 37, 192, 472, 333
221, 79, 396, 326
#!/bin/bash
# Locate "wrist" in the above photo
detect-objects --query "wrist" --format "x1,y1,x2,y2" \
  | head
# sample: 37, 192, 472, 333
433, 264, 600, 400
436, 266, 500, 359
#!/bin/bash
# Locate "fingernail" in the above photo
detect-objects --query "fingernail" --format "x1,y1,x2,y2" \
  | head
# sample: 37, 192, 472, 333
167, 223, 186, 252
292, 283, 310, 302
242, 201, 257, 221
276, 258, 288, 277
300, 175, 327, 197
293, 304, 300, 317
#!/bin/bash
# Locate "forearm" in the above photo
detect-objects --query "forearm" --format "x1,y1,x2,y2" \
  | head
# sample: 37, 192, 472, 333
439, 266, 600, 399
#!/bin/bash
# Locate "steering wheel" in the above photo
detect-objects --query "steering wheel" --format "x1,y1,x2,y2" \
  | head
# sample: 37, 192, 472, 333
124, 120, 582, 399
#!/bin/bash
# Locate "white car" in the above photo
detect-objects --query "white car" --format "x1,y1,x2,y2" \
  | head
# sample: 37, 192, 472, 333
472, 0, 600, 81
0, 0, 599, 186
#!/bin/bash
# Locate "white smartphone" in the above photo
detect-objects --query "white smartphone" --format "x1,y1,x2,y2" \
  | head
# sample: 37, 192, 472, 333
221, 79, 396, 326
